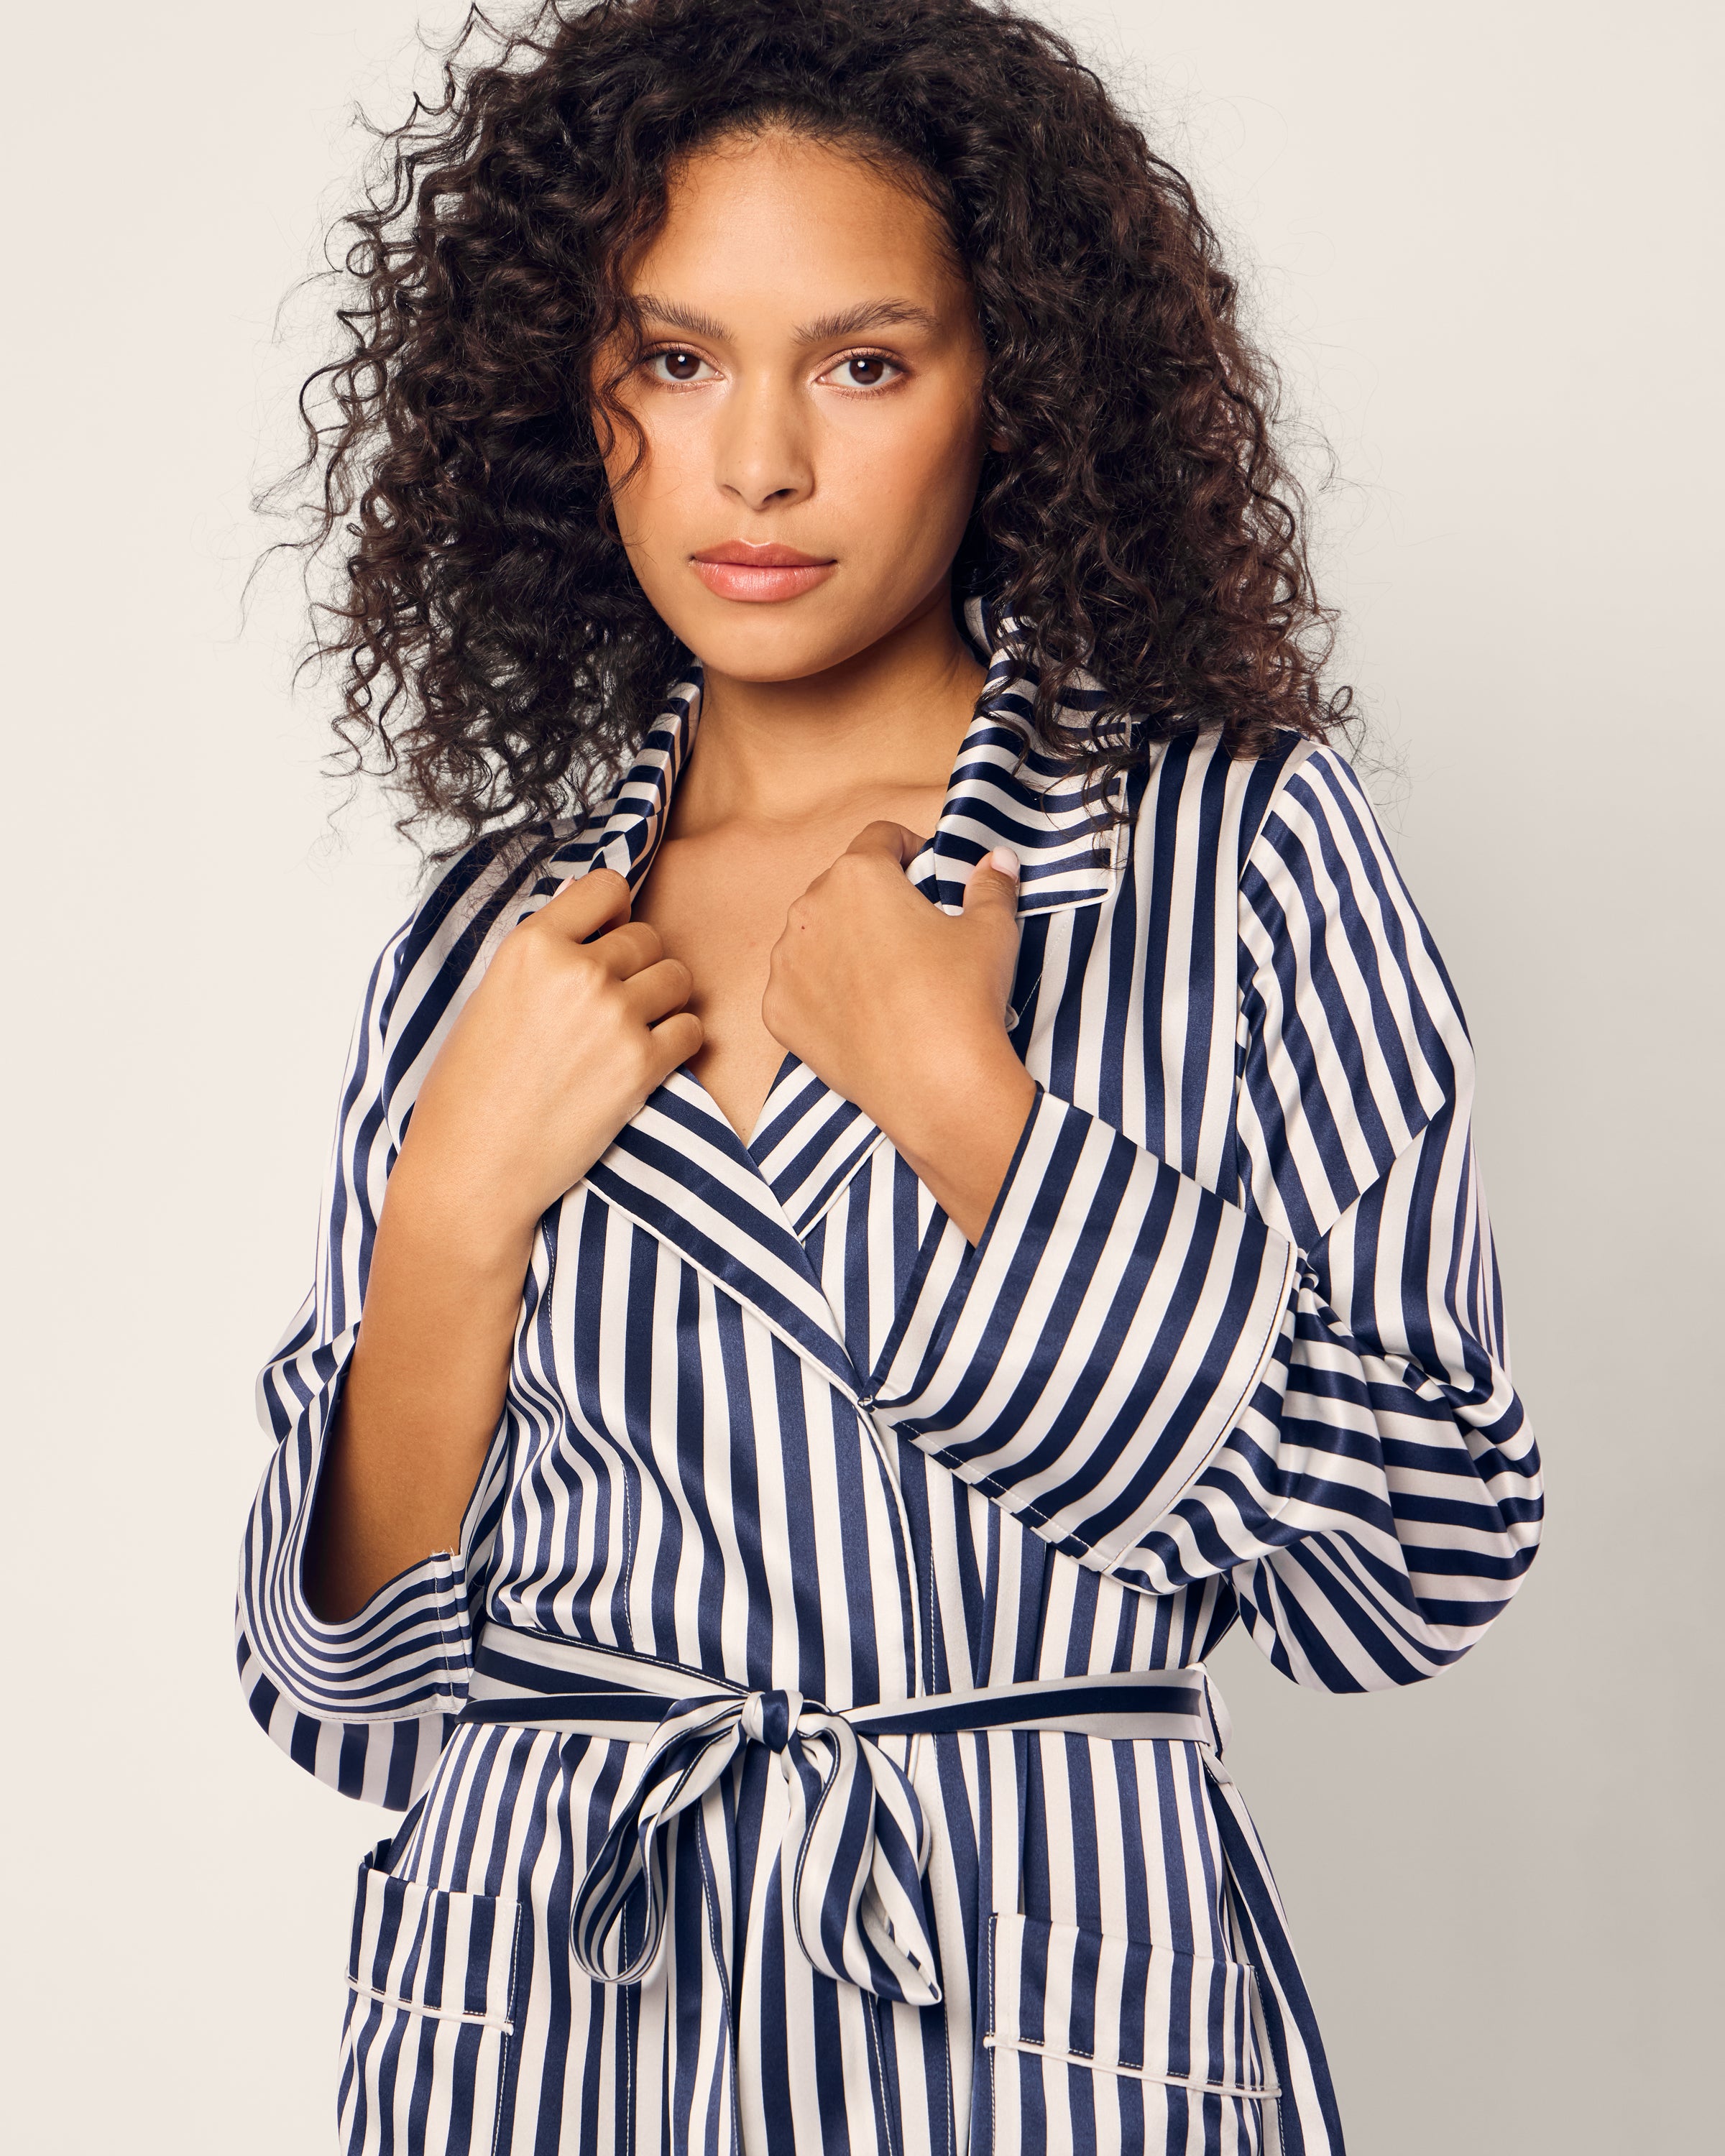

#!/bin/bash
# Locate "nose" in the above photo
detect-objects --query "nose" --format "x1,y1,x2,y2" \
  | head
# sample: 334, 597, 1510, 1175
713, 377, 814, 512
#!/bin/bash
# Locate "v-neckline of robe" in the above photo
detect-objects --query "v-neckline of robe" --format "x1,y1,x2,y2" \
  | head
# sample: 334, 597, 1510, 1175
660, 1051, 888, 1238
536, 607, 1133, 1352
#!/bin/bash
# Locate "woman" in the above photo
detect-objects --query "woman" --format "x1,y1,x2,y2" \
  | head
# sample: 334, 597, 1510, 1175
238, 3, 1542, 2151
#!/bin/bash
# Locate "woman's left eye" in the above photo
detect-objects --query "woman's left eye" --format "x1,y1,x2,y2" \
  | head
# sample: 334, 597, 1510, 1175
822, 353, 901, 390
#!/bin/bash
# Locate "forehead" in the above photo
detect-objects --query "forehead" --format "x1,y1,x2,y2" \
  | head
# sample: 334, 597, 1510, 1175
629, 131, 965, 316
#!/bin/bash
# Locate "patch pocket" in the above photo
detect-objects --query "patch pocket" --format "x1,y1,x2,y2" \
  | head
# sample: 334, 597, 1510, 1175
985, 1914, 1280, 2156
337, 1841, 523, 2156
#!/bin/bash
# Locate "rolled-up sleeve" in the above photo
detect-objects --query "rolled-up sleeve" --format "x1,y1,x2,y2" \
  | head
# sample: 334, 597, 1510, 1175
865, 1087, 1297, 1567
867, 744, 1542, 1690
236, 836, 524, 1804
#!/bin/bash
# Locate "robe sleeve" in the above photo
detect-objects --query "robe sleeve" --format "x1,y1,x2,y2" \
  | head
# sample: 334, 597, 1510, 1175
865, 743, 1542, 1689
235, 839, 524, 1805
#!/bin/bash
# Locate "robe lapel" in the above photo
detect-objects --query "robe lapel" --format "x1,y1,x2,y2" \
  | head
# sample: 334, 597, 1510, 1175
536, 614, 1136, 1391
747, 1057, 888, 1237
586, 1069, 868, 1399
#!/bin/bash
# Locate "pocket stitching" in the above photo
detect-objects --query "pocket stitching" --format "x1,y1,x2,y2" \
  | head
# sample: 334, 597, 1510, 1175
986, 1914, 998, 2155
982, 2032, 1277, 2101
344, 1976, 515, 2037
341, 1852, 523, 2156
985, 1912, 1284, 2104
487, 1899, 523, 2156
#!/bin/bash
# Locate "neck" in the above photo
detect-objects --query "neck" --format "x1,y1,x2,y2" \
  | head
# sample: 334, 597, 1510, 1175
673, 587, 985, 833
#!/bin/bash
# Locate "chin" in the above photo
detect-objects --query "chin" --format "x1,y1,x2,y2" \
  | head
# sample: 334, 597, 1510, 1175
676, 609, 892, 687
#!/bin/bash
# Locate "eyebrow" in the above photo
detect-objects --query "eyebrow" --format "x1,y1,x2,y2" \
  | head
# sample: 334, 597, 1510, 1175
632, 295, 940, 344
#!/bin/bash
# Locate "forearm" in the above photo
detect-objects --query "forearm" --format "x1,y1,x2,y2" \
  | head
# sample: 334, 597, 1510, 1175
303, 1139, 535, 1622
882, 1044, 1036, 1243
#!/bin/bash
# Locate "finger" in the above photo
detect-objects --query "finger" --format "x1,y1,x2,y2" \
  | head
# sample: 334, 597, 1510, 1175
621, 957, 693, 1026
961, 846, 1021, 918
538, 866, 631, 943
588, 919, 665, 980
844, 820, 925, 866
644, 1009, 703, 1080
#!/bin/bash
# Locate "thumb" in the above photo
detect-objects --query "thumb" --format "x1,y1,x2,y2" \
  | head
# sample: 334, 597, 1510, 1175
962, 846, 1021, 918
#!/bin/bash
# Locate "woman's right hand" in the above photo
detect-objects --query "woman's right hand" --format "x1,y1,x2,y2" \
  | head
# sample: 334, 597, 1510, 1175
306, 869, 699, 1621
397, 867, 702, 1245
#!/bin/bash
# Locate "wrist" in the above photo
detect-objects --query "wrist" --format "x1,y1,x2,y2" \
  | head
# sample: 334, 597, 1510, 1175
890, 1031, 1033, 1142
877, 1040, 1037, 1243
383, 1131, 542, 1282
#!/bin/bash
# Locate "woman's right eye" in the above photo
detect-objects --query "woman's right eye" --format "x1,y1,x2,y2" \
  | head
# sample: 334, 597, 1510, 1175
643, 349, 715, 384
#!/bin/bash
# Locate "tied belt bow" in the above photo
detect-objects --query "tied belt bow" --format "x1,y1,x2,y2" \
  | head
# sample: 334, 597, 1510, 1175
459, 1628, 1231, 2006
579, 1685, 934, 2003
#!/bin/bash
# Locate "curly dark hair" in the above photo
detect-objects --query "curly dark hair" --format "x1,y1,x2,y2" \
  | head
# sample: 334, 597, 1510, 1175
277, 0, 1352, 847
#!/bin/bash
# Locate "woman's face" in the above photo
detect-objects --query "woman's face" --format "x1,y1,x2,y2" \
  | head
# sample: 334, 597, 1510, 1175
598, 130, 989, 685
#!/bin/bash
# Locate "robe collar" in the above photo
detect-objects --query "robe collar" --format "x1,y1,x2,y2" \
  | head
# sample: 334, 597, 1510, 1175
530, 607, 1131, 1397
565, 602, 1131, 916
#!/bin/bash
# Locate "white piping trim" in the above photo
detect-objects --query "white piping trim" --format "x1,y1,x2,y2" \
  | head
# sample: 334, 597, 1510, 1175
345, 1976, 515, 2037
983, 2034, 1279, 2101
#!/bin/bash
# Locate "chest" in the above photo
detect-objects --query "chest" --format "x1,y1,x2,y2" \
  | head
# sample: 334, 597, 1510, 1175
632, 787, 947, 1138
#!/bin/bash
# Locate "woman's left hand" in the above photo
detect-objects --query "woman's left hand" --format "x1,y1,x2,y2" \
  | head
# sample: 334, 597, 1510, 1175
763, 822, 1038, 1242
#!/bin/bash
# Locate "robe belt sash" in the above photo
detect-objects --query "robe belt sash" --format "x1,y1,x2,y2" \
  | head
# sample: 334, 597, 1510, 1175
459, 1626, 1233, 2007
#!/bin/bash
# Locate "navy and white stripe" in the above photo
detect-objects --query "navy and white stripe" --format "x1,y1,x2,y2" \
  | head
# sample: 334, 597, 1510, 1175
239, 607, 1541, 2155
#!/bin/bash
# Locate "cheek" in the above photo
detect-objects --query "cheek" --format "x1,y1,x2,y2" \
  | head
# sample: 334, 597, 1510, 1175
599, 419, 689, 564
596, 370, 696, 479
842, 399, 982, 555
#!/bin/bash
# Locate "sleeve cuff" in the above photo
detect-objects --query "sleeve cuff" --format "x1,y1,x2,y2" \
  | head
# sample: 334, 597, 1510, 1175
868, 1089, 1299, 1570
241, 1327, 476, 1722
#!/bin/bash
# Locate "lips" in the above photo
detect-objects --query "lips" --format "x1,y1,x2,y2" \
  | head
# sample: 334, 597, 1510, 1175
690, 540, 837, 603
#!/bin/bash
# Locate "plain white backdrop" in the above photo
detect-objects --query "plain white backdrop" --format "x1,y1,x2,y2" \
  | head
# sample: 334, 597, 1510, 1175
3, 4, 1718, 2149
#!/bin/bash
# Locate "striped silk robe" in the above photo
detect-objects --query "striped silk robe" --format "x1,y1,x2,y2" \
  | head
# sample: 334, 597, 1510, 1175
238, 627, 1542, 2156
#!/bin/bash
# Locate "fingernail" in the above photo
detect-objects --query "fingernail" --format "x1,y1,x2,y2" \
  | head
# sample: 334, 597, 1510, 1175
988, 847, 1020, 880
